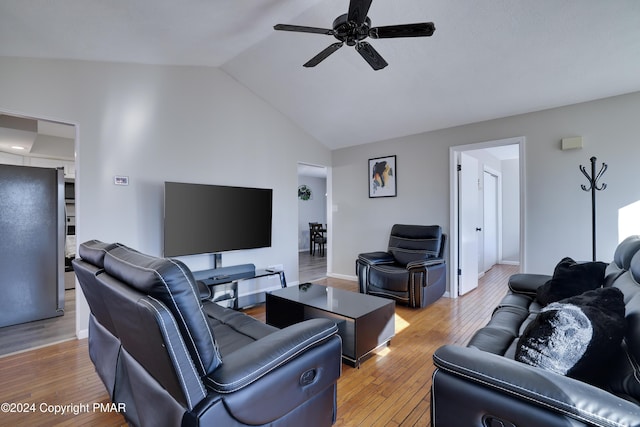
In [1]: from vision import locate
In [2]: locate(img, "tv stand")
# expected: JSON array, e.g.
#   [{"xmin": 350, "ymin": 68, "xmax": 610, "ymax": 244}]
[{"xmin": 193, "ymin": 264, "xmax": 286, "ymax": 309}]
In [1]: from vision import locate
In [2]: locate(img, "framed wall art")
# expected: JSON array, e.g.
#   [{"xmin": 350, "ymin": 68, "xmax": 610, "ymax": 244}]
[
  {"xmin": 298, "ymin": 184, "xmax": 312, "ymax": 200},
  {"xmin": 369, "ymin": 155, "xmax": 396, "ymax": 198}
]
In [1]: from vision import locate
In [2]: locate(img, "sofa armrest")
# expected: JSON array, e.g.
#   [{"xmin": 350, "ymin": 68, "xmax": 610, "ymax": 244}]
[
  {"xmin": 196, "ymin": 280, "xmax": 212, "ymax": 300},
  {"xmin": 201, "ymin": 318, "xmax": 341, "ymax": 425},
  {"xmin": 432, "ymin": 345, "xmax": 640, "ymax": 427},
  {"xmin": 407, "ymin": 257, "xmax": 445, "ymax": 270},
  {"xmin": 357, "ymin": 251, "xmax": 395, "ymax": 266},
  {"xmin": 206, "ymin": 318, "xmax": 338, "ymax": 393},
  {"xmin": 508, "ymin": 273, "xmax": 551, "ymax": 296}
]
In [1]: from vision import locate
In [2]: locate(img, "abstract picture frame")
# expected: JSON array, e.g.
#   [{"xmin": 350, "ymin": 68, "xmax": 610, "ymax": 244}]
[{"xmin": 369, "ymin": 155, "xmax": 397, "ymax": 198}]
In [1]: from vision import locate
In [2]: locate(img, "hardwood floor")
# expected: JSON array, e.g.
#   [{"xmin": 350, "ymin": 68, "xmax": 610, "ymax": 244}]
[
  {"xmin": 0, "ymin": 264, "xmax": 517, "ymax": 426},
  {"xmin": 299, "ymin": 251, "xmax": 327, "ymax": 283}
]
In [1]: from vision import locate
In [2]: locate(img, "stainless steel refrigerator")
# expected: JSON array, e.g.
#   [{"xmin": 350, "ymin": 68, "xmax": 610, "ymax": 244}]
[{"xmin": 0, "ymin": 164, "xmax": 65, "ymax": 328}]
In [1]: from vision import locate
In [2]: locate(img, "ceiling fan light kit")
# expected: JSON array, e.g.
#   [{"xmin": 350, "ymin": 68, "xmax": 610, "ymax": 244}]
[{"xmin": 274, "ymin": 0, "xmax": 435, "ymax": 70}]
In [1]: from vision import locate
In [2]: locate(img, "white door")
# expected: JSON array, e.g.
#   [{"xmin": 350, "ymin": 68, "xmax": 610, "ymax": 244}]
[
  {"xmin": 459, "ymin": 153, "xmax": 480, "ymax": 295},
  {"xmin": 483, "ymin": 171, "xmax": 498, "ymax": 272}
]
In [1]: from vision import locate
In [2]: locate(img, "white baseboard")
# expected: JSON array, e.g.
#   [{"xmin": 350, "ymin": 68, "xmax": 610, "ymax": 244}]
[
  {"xmin": 77, "ymin": 328, "xmax": 88, "ymax": 339},
  {"xmin": 327, "ymin": 272, "xmax": 357, "ymax": 282},
  {"xmin": 500, "ymin": 260, "xmax": 520, "ymax": 266}
]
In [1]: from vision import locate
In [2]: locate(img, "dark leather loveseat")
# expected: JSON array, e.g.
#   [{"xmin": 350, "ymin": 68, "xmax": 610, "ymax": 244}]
[
  {"xmin": 73, "ymin": 240, "xmax": 342, "ymax": 427},
  {"xmin": 431, "ymin": 236, "xmax": 640, "ymax": 427}
]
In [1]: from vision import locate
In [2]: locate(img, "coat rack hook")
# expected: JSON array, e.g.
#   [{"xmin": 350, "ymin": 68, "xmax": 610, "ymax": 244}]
[{"xmin": 579, "ymin": 156, "xmax": 607, "ymax": 261}]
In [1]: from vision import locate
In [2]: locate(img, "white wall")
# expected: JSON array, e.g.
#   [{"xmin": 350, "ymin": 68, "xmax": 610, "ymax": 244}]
[
  {"xmin": 0, "ymin": 151, "xmax": 24, "ymax": 165},
  {"xmin": 297, "ymin": 175, "xmax": 327, "ymax": 251},
  {"xmin": 332, "ymin": 91, "xmax": 640, "ymax": 287},
  {"xmin": 331, "ymin": 137, "xmax": 452, "ymax": 279},
  {"xmin": 502, "ymin": 158, "xmax": 520, "ymax": 262},
  {"xmin": 0, "ymin": 57, "xmax": 331, "ymax": 336}
]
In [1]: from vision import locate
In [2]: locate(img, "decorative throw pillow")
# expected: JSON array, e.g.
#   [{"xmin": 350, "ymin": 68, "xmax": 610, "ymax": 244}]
[
  {"xmin": 515, "ymin": 287, "xmax": 625, "ymax": 384},
  {"xmin": 536, "ymin": 257, "xmax": 608, "ymax": 306}
]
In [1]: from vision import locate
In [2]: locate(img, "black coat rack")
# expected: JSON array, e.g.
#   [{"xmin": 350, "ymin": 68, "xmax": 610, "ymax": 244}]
[{"xmin": 579, "ymin": 156, "xmax": 607, "ymax": 261}]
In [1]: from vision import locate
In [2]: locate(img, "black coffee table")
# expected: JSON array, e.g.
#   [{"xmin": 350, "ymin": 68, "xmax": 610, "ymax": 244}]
[{"xmin": 266, "ymin": 284, "xmax": 395, "ymax": 367}]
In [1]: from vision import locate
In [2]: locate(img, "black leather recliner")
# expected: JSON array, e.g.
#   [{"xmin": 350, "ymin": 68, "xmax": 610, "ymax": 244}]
[
  {"xmin": 73, "ymin": 240, "xmax": 342, "ymax": 427},
  {"xmin": 356, "ymin": 224, "xmax": 446, "ymax": 308}
]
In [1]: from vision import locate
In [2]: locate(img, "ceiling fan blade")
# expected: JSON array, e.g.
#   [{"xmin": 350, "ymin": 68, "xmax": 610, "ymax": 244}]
[
  {"xmin": 355, "ymin": 42, "xmax": 388, "ymax": 70},
  {"xmin": 347, "ymin": 0, "xmax": 373, "ymax": 25},
  {"xmin": 303, "ymin": 42, "xmax": 344, "ymax": 67},
  {"xmin": 369, "ymin": 22, "xmax": 436, "ymax": 39},
  {"xmin": 274, "ymin": 24, "xmax": 334, "ymax": 35}
]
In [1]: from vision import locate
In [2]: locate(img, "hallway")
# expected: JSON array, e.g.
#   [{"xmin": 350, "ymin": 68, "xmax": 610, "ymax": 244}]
[{"xmin": 299, "ymin": 251, "xmax": 327, "ymax": 283}]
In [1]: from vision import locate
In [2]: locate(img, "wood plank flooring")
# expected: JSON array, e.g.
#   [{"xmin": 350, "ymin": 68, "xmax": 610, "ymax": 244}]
[
  {"xmin": 299, "ymin": 251, "xmax": 327, "ymax": 283},
  {"xmin": 0, "ymin": 264, "xmax": 517, "ymax": 426}
]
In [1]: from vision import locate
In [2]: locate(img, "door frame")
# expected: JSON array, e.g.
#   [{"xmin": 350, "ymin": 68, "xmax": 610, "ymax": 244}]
[
  {"xmin": 0, "ymin": 109, "xmax": 79, "ymax": 339},
  {"xmin": 449, "ymin": 137, "xmax": 526, "ymax": 298},
  {"xmin": 297, "ymin": 162, "xmax": 331, "ymax": 281}
]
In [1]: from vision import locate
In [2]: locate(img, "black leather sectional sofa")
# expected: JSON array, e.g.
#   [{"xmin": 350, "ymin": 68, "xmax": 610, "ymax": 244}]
[
  {"xmin": 431, "ymin": 236, "xmax": 640, "ymax": 427},
  {"xmin": 73, "ymin": 240, "xmax": 342, "ymax": 427}
]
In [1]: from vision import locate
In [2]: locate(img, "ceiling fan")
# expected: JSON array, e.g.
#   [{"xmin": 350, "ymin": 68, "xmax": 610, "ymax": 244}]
[{"xmin": 274, "ymin": 0, "xmax": 435, "ymax": 70}]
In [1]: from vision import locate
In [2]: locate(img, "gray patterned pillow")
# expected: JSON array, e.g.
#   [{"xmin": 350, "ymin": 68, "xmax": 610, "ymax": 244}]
[{"xmin": 516, "ymin": 287, "xmax": 625, "ymax": 384}]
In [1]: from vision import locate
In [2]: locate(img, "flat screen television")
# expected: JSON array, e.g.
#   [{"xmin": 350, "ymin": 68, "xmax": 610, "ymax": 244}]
[{"xmin": 164, "ymin": 181, "xmax": 273, "ymax": 257}]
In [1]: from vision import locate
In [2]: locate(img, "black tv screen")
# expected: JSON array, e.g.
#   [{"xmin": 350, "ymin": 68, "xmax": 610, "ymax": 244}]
[{"xmin": 164, "ymin": 181, "xmax": 273, "ymax": 257}]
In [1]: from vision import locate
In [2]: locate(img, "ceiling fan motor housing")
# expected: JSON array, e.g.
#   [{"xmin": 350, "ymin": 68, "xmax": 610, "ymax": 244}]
[{"xmin": 333, "ymin": 14, "xmax": 371, "ymax": 46}]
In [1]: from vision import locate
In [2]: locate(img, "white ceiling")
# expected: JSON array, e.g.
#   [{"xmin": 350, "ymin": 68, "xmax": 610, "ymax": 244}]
[
  {"xmin": 298, "ymin": 163, "xmax": 328, "ymax": 178},
  {"xmin": 1, "ymin": 1, "xmax": 639, "ymax": 150},
  {"xmin": 485, "ymin": 144, "xmax": 520, "ymax": 161},
  {"xmin": 0, "ymin": 115, "xmax": 75, "ymax": 159}
]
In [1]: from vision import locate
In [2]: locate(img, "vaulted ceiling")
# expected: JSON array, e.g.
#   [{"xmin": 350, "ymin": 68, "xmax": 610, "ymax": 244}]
[{"xmin": 1, "ymin": 0, "xmax": 639, "ymax": 150}]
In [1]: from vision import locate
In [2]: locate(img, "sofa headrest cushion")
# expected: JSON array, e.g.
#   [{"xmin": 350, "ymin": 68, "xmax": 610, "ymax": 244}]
[
  {"xmin": 388, "ymin": 224, "xmax": 443, "ymax": 266},
  {"xmin": 103, "ymin": 245, "xmax": 222, "ymax": 375},
  {"xmin": 536, "ymin": 257, "xmax": 607, "ymax": 306},
  {"xmin": 78, "ymin": 240, "xmax": 120, "ymax": 268},
  {"xmin": 613, "ymin": 236, "xmax": 640, "ymax": 271},
  {"xmin": 631, "ymin": 251, "xmax": 640, "ymax": 285}
]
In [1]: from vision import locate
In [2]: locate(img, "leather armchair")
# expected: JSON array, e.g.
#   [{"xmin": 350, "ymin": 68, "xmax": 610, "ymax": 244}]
[{"xmin": 356, "ymin": 224, "xmax": 446, "ymax": 308}]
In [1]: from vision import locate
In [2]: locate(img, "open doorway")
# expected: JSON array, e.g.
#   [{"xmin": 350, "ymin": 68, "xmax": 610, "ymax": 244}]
[
  {"xmin": 449, "ymin": 137, "xmax": 524, "ymax": 297},
  {"xmin": 0, "ymin": 112, "xmax": 77, "ymax": 356},
  {"xmin": 297, "ymin": 162, "xmax": 328, "ymax": 283}
]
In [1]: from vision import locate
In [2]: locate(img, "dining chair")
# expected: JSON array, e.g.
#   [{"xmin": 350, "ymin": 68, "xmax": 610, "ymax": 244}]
[{"xmin": 309, "ymin": 223, "xmax": 327, "ymax": 256}]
